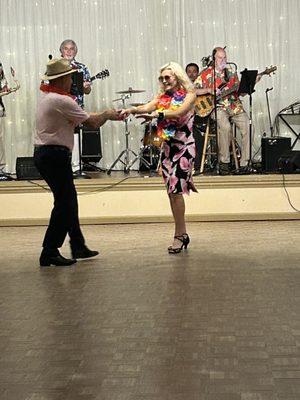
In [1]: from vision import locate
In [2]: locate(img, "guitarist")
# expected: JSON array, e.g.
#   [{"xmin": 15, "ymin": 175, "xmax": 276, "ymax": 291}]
[
  {"xmin": 0, "ymin": 62, "xmax": 20, "ymax": 175},
  {"xmin": 186, "ymin": 62, "xmax": 214, "ymax": 175},
  {"xmin": 194, "ymin": 47, "xmax": 260, "ymax": 174},
  {"xmin": 60, "ymin": 39, "xmax": 92, "ymax": 172},
  {"xmin": 0, "ymin": 62, "xmax": 10, "ymax": 172},
  {"xmin": 60, "ymin": 39, "xmax": 92, "ymax": 108}
]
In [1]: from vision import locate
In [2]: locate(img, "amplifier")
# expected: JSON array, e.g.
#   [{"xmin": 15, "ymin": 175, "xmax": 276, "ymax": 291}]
[
  {"xmin": 16, "ymin": 157, "xmax": 42, "ymax": 180},
  {"xmin": 278, "ymin": 150, "xmax": 300, "ymax": 173},
  {"xmin": 81, "ymin": 127, "xmax": 102, "ymax": 163},
  {"xmin": 261, "ymin": 137, "xmax": 291, "ymax": 172}
]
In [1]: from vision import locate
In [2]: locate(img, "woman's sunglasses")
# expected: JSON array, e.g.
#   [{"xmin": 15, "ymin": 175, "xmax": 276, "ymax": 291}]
[{"xmin": 158, "ymin": 75, "xmax": 172, "ymax": 83}]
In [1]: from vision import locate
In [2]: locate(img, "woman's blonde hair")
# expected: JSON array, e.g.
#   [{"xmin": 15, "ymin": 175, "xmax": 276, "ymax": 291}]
[{"xmin": 159, "ymin": 61, "xmax": 194, "ymax": 92}]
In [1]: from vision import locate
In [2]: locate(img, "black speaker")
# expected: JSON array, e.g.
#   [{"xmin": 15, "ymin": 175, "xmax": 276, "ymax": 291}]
[
  {"xmin": 16, "ymin": 157, "xmax": 42, "ymax": 180},
  {"xmin": 261, "ymin": 137, "xmax": 291, "ymax": 172},
  {"xmin": 278, "ymin": 150, "xmax": 300, "ymax": 173},
  {"xmin": 82, "ymin": 127, "xmax": 102, "ymax": 163}
]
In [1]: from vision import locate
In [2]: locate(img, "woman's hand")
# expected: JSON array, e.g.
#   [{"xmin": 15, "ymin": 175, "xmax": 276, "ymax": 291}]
[
  {"xmin": 136, "ymin": 113, "xmax": 157, "ymax": 124},
  {"xmin": 119, "ymin": 107, "xmax": 136, "ymax": 119}
]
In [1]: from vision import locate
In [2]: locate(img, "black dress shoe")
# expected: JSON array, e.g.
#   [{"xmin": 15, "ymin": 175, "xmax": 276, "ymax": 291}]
[
  {"xmin": 40, "ymin": 254, "xmax": 76, "ymax": 267},
  {"xmin": 238, "ymin": 165, "xmax": 251, "ymax": 174},
  {"xmin": 219, "ymin": 162, "xmax": 230, "ymax": 176},
  {"xmin": 71, "ymin": 246, "xmax": 99, "ymax": 260}
]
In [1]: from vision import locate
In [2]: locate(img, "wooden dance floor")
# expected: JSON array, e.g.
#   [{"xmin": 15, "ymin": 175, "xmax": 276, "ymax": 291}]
[{"xmin": 0, "ymin": 220, "xmax": 299, "ymax": 399}]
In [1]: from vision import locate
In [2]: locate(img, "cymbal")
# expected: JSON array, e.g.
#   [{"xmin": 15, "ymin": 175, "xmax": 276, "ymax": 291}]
[
  {"xmin": 130, "ymin": 102, "xmax": 145, "ymax": 107},
  {"xmin": 116, "ymin": 88, "xmax": 145, "ymax": 94}
]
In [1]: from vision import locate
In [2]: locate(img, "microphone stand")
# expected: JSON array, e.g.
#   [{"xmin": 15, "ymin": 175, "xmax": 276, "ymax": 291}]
[
  {"xmin": 265, "ymin": 87, "xmax": 274, "ymax": 137},
  {"xmin": 212, "ymin": 58, "xmax": 220, "ymax": 173}
]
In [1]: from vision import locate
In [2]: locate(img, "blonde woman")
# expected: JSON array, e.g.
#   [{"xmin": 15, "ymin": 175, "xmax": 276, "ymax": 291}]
[{"xmin": 121, "ymin": 62, "xmax": 197, "ymax": 253}]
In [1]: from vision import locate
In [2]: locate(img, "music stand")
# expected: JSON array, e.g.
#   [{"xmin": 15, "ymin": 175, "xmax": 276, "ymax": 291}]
[{"xmin": 238, "ymin": 69, "xmax": 258, "ymax": 167}]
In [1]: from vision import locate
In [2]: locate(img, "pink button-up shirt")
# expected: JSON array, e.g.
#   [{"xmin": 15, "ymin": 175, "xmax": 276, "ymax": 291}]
[{"xmin": 35, "ymin": 92, "xmax": 89, "ymax": 151}]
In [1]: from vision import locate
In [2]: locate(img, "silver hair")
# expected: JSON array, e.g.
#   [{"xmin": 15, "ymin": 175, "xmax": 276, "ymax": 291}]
[{"xmin": 59, "ymin": 39, "xmax": 78, "ymax": 56}]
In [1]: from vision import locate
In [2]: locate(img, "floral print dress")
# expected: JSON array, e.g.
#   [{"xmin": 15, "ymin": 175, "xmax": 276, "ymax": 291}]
[{"xmin": 156, "ymin": 89, "xmax": 197, "ymax": 195}]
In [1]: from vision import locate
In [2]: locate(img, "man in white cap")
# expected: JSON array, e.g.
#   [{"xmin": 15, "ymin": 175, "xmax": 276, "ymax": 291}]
[{"xmin": 34, "ymin": 58, "xmax": 120, "ymax": 267}]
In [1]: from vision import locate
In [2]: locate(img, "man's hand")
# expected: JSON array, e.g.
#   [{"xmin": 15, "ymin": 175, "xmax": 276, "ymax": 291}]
[
  {"xmin": 105, "ymin": 108, "xmax": 123, "ymax": 121},
  {"xmin": 83, "ymin": 81, "xmax": 91, "ymax": 95}
]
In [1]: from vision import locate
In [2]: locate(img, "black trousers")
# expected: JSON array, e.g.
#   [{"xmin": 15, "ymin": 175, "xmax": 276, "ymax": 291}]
[{"xmin": 34, "ymin": 145, "xmax": 85, "ymax": 252}]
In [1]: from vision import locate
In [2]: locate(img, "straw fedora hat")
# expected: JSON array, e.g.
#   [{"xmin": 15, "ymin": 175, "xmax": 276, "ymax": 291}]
[{"xmin": 42, "ymin": 58, "xmax": 75, "ymax": 80}]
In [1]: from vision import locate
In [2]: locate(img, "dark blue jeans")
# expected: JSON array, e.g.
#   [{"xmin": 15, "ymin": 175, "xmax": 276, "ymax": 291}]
[{"xmin": 34, "ymin": 145, "xmax": 85, "ymax": 253}]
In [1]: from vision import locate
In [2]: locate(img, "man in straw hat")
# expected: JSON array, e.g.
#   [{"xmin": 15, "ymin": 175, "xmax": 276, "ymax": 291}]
[{"xmin": 34, "ymin": 58, "xmax": 121, "ymax": 267}]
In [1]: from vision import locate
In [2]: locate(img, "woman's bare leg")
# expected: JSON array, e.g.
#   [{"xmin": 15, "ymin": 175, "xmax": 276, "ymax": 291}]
[{"xmin": 168, "ymin": 193, "xmax": 187, "ymax": 247}]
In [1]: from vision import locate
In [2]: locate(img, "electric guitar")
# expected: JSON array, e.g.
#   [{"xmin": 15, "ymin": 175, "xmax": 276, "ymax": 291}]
[
  {"xmin": 194, "ymin": 65, "xmax": 277, "ymax": 118},
  {"xmin": 0, "ymin": 67, "xmax": 20, "ymax": 98},
  {"xmin": 90, "ymin": 69, "xmax": 110, "ymax": 82}
]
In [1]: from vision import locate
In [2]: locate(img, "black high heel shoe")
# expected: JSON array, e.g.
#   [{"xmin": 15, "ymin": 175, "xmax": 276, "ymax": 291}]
[{"xmin": 168, "ymin": 234, "xmax": 190, "ymax": 254}]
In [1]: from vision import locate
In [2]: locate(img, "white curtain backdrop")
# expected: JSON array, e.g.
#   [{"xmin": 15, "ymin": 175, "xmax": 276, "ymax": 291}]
[{"xmin": 0, "ymin": 0, "xmax": 299, "ymax": 172}]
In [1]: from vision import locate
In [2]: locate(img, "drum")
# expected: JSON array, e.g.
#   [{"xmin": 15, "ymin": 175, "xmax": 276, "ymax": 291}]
[{"xmin": 143, "ymin": 124, "xmax": 163, "ymax": 148}]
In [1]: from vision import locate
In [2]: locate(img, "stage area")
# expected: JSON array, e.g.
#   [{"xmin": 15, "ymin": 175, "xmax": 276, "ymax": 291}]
[{"xmin": 0, "ymin": 172, "xmax": 300, "ymax": 226}]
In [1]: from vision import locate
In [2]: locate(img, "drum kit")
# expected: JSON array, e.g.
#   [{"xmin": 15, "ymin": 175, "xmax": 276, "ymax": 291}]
[{"xmin": 106, "ymin": 87, "xmax": 161, "ymax": 174}]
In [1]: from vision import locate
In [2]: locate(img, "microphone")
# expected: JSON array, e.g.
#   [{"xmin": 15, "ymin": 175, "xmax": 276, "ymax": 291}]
[
  {"xmin": 48, "ymin": 54, "xmax": 53, "ymax": 60},
  {"xmin": 266, "ymin": 87, "xmax": 273, "ymax": 92},
  {"xmin": 201, "ymin": 55, "xmax": 212, "ymax": 67},
  {"xmin": 227, "ymin": 61, "xmax": 237, "ymax": 69}
]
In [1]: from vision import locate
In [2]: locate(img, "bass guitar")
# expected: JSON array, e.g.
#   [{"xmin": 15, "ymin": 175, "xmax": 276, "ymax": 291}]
[{"xmin": 194, "ymin": 65, "xmax": 277, "ymax": 118}]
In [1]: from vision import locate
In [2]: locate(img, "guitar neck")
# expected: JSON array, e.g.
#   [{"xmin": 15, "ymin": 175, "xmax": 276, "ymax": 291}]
[
  {"xmin": 0, "ymin": 86, "xmax": 19, "ymax": 98},
  {"xmin": 90, "ymin": 69, "xmax": 110, "ymax": 82}
]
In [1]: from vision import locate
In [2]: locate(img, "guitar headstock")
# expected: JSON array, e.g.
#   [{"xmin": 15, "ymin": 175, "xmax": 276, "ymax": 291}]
[
  {"xmin": 95, "ymin": 69, "xmax": 110, "ymax": 80},
  {"xmin": 262, "ymin": 65, "xmax": 277, "ymax": 76}
]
